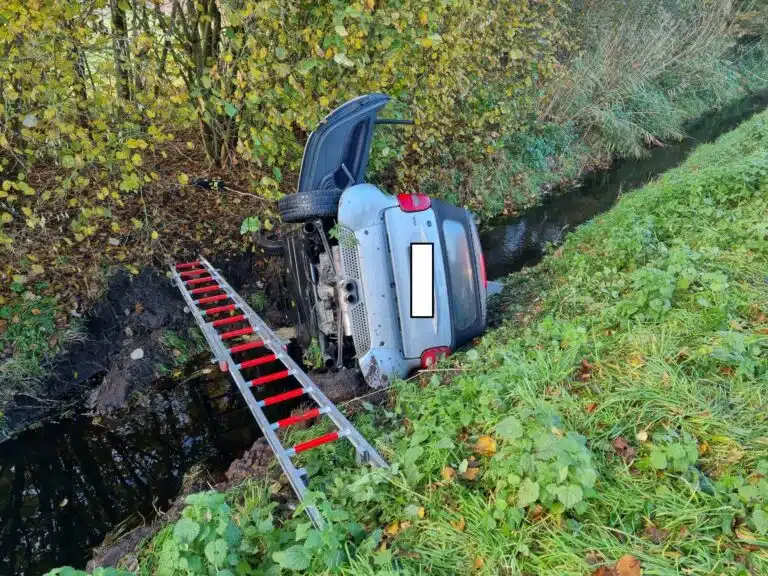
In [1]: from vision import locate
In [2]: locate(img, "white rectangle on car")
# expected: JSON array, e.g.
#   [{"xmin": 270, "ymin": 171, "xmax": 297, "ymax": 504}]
[{"xmin": 411, "ymin": 243, "xmax": 434, "ymax": 318}]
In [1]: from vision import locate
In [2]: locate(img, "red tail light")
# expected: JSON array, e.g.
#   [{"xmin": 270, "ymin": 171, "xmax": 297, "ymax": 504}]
[
  {"xmin": 397, "ymin": 193, "xmax": 431, "ymax": 212},
  {"xmin": 479, "ymin": 251, "xmax": 487, "ymax": 289},
  {"xmin": 420, "ymin": 346, "xmax": 451, "ymax": 368}
]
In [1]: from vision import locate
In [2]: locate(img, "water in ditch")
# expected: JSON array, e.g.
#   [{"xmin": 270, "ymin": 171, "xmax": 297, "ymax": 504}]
[{"xmin": 481, "ymin": 89, "xmax": 768, "ymax": 279}]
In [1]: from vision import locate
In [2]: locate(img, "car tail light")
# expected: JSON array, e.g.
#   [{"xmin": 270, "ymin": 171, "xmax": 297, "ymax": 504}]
[
  {"xmin": 479, "ymin": 251, "xmax": 488, "ymax": 289},
  {"xmin": 397, "ymin": 193, "xmax": 431, "ymax": 212},
  {"xmin": 421, "ymin": 346, "xmax": 451, "ymax": 368}
]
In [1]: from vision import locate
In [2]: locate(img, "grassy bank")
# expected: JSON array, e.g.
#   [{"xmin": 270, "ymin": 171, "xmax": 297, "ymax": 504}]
[{"xmin": 64, "ymin": 79, "xmax": 768, "ymax": 576}]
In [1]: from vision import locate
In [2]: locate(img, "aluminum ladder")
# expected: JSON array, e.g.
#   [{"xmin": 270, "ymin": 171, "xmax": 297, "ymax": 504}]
[{"xmin": 171, "ymin": 256, "xmax": 387, "ymax": 527}]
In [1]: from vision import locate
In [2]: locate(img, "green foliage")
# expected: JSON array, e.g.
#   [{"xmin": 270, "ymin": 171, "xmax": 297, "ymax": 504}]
[
  {"xmin": 45, "ymin": 567, "xmax": 133, "ymax": 576},
  {"xmin": 239, "ymin": 217, "xmax": 261, "ymax": 235}
]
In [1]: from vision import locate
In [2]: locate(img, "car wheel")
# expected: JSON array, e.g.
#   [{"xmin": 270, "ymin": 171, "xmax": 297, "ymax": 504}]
[
  {"xmin": 252, "ymin": 229, "xmax": 284, "ymax": 256},
  {"xmin": 278, "ymin": 189, "xmax": 343, "ymax": 223}
]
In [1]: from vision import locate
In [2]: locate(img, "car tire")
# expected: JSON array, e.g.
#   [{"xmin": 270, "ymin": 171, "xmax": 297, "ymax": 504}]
[
  {"xmin": 278, "ymin": 189, "xmax": 343, "ymax": 223},
  {"xmin": 252, "ymin": 230, "xmax": 284, "ymax": 256}
]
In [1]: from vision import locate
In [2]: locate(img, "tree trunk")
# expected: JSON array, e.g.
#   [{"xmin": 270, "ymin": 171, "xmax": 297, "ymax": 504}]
[{"xmin": 110, "ymin": 0, "xmax": 132, "ymax": 101}]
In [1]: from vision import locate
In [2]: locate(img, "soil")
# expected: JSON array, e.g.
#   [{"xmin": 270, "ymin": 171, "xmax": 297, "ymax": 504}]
[{"xmin": 2, "ymin": 250, "xmax": 290, "ymax": 438}]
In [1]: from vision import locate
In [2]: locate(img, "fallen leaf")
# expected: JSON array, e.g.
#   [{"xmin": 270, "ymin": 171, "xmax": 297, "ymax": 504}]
[
  {"xmin": 586, "ymin": 402, "xmax": 598, "ymax": 414},
  {"xmin": 451, "ymin": 516, "xmax": 466, "ymax": 531},
  {"xmin": 473, "ymin": 557, "xmax": 485, "ymax": 569},
  {"xmin": 385, "ymin": 521, "xmax": 400, "ymax": 536},
  {"xmin": 698, "ymin": 442, "xmax": 710, "ymax": 455},
  {"xmin": 59, "ymin": 498, "xmax": 68, "ymax": 507},
  {"xmin": 644, "ymin": 524, "xmax": 670, "ymax": 544},
  {"xmin": 461, "ymin": 466, "xmax": 480, "ymax": 481},
  {"xmin": 585, "ymin": 551, "xmax": 604, "ymax": 565},
  {"xmin": 474, "ymin": 435, "xmax": 497, "ymax": 456},
  {"xmin": 615, "ymin": 554, "xmax": 641, "ymax": 576},
  {"xmin": 400, "ymin": 521, "xmax": 412, "ymax": 531},
  {"xmin": 130, "ymin": 348, "xmax": 144, "ymax": 360},
  {"xmin": 441, "ymin": 466, "xmax": 456, "ymax": 482},
  {"xmin": 417, "ymin": 506, "xmax": 425, "ymax": 519},
  {"xmin": 612, "ymin": 437, "xmax": 637, "ymax": 463},
  {"xmin": 636, "ymin": 430, "xmax": 648, "ymax": 442}
]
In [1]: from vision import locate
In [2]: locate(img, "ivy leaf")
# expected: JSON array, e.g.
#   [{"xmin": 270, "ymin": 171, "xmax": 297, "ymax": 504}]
[
  {"xmin": 516, "ymin": 478, "xmax": 540, "ymax": 508},
  {"xmin": 173, "ymin": 517, "xmax": 200, "ymax": 544},
  {"xmin": 650, "ymin": 447, "xmax": 667, "ymax": 470},
  {"xmin": 204, "ymin": 539, "xmax": 228, "ymax": 566},
  {"xmin": 240, "ymin": 216, "xmax": 261, "ymax": 235},
  {"xmin": 496, "ymin": 416, "xmax": 523, "ymax": 441},
  {"xmin": 556, "ymin": 484, "xmax": 583, "ymax": 509},
  {"xmin": 224, "ymin": 102, "xmax": 238, "ymax": 118},
  {"xmin": 273, "ymin": 545, "xmax": 311, "ymax": 570}
]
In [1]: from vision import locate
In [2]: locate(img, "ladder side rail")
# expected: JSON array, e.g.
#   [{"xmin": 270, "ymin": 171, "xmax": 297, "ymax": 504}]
[
  {"xmin": 198, "ymin": 258, "xmax": 388, "ymax": 469},
  {"xmin": 170, "ymin": 264, "xmax": 325, "ymax": 528}
]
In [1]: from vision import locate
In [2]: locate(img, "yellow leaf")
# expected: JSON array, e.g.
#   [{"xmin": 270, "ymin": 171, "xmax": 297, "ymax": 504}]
[
  {"xmin": 450, "ymin": 516, "xmax": 466, "ymax": 532},
  {"xmin": 126, "ymin": 265, "xmax": 140, "ymax": 275},
  {"xmin": 111, "ymin": 222, "xmax": 121, "ymax": 232},
  {"xmin": 178, "ymin": 173, "xmax": 189, "ymax": 185},
  {"xmin": 474, "ymin": 435, "xmax": 497, "ymax": 456},
  {"xmin": 31, "ymin": 264, "xmax": 44, "ymax": 275},
  {"xmin": 151, "ymin": 230, "xmax": 159, "ymax": 240},
  {"xmin": 385, "ymin": 521, "xmax": 400, "ymax": 536},
  {"xmin": 131, "ymin": 153, "xmax": 143, "ymax": 166},
  {"xmin": 1, "ymin": 212, "xmax": 12, "ymax": 224},
  {"xmin": 441, "ymin": 466, "xmax": 456, "ymax": 482},
  {"xmin": 21, "ymin": 206, "xmax": 32, "ymax": 217},
  {"xmin": 417, "ymin": 506, "xmax": 425, "ymax": 519},
  {"xmin": 131, "ymin": 218, "xmax": 144, "ymax": 230}
]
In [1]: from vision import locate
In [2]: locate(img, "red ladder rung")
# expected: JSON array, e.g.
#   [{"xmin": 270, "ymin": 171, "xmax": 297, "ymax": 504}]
[
  {"xmin": 273, "ymin": 408, "xmax": 321, "ymax": 430},
  {"xmin": 180, "ymin": 269, "xmax": 206, "ymax": 278},
  {"xmin": 260, "ymin": 388, "xmax": 306, "ymax": 407},
  {"xmin": 196, "ymin": 294, "xmax": 229, "ymax": 305},
  {"xmin": 186, "ymin": 276, "xmax": 215, "ymax": 286},
  {"xmin": 203, "ymin": 304, "xmax": 236, "ymax": 316},
  {"xmin": 211, "ymin": 314, "xmax": 245, "ymax": 327},
  {"xmin": 175, "ymin": 261, "xmax": 201, "ymax": 270},
  {"xmin": 219, "ymin": 326, "xmax": 255, "ymax": 340},
  {"xmin": 239, "ymin": 354, "xmax": 277, "ymax": 370},
  {"xmin": 250, "ymin": 369, "xmax": 291, "ymax": 387},
  {"xmin": 291, "ymin": 431, "xmax": 340, "ymax": 455},
  {"xmin": 228, "ymin": 339, "xmax": 265, "ymax": 353},
  {"xmin": 189, "ymin": 284, "xmax": 221, "ymax": 295}
]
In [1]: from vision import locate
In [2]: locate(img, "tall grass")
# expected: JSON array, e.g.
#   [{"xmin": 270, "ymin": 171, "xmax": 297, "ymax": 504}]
[{"xmin": 543, "ymin": 0, "xmax": 768, "ymax": 157}]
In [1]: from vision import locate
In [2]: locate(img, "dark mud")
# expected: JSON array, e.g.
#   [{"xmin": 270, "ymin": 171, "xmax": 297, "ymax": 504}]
[
  {"xmin": 2, "ymin": 251, "xmax": 291, "ymax": 438},
  {"xmin": 481, "ymin": 89, "xmax": 768, "ymax": 279}
]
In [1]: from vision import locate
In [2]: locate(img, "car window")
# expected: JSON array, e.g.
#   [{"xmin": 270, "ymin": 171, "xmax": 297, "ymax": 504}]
[{"xmin": 442, "ymin": 219, "xmax": 477, "ymax": 331}]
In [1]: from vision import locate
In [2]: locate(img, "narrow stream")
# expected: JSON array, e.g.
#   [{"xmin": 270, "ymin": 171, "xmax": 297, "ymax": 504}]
[
  {"xmin": 1, "ymin": 89, "xmax": 767, "ymax": 576},
  {"xmin": 0, "ymin": 366, "xmax": 261, "ymax": 575},
  {"xmin": 481, "ymin": 89, "xmax": 768, "ymax": 279}
]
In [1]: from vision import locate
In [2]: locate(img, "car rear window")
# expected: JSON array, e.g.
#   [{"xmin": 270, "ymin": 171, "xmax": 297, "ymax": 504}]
[{"xmin": 442, "ymin": 219, "xmax": 477, "ymax": 331}]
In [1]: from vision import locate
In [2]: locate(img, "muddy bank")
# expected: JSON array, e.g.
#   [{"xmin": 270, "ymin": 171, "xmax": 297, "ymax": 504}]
[{"xmin": 1, "ymin": 251, "xmax": 291, "ymax": 439}]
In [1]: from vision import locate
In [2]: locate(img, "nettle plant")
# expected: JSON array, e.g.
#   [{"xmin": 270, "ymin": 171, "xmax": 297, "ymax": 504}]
[
  {"xmin": 485, "ymin": 408, "xmax": 599, "ymax": 517},
  {"xmin": 716, "ymin": 460, "xmax": 768, "ymax": 536},
  {"xmin": 641, "ymin": 430, "xmax": 699, "ymax": 474}
]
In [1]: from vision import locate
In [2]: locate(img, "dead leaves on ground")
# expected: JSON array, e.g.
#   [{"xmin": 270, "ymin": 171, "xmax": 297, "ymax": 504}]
[{"xmin": 593, "ymin": 554, "xmax": 642, "ymax": 576}]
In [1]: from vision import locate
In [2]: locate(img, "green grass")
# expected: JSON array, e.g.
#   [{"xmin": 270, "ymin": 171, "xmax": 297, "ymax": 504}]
[
  {"xmin": 0, "ymin": 293, "xmax": 83, "ymax": 414},
  {"xmin": 70, "ymin": 84, "xmax": 768, "ymax": 576}
]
